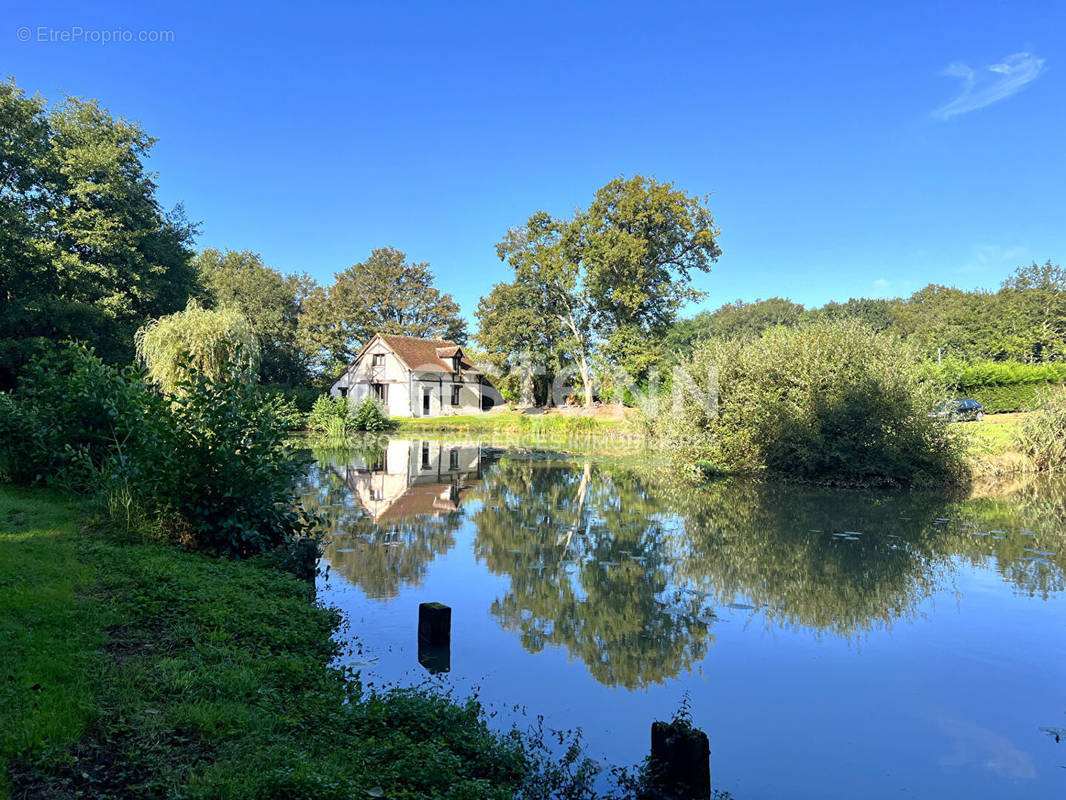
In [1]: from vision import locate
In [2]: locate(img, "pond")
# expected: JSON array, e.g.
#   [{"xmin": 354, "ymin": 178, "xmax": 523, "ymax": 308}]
[{"xmin": 298, "ymin": 438, "xmax": 1066, "ymax": 799}]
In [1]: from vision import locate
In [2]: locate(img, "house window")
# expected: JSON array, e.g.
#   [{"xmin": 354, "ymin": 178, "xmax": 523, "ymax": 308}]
[
  {"xmin": 372, "ymin": 353, "xmax": 385, "ymax": 367},
  {"xmin": 370, "ymin": 488, "xmax": 384, "ymax": 501},
  {"xmin": 449, "ymin": 449, "xmax": 459, "ymax": 471},
  {"xmin": 338, "ymin": 387, "xmax": 348, "ymax": 398},
  {"xmin": 451, "ymin": 385, "xmax": 461, "ymax": 406},
  {"xmin": 372, "ymin": 383, "xmax": 386, "ymax": 402},
  {"xmin": 421, "ymin": 442, "xmax": 431, "ymax": 469},
  {"xmin": 453, "ymin": 356, "xmax": 461, "ymax": 373}
]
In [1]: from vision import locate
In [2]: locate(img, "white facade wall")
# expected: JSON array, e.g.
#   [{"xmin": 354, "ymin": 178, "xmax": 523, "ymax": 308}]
[
  {"xmin": 329, "ymin": 338, "xmax": 485, "ymax": 418},
  {"xmin": 411, "ymin": 374, "xmax": 482, "ymax": 417}
]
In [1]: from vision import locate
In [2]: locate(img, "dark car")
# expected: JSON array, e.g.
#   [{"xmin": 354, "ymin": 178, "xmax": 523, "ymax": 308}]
[{"xmin": 932, "ymin": 398, "xmax": 984, "ymax": 422}]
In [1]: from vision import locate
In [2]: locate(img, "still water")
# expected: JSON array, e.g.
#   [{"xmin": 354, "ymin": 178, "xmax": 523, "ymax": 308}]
[{"xmin": 299, "ymin": 438, "xmax": 1066, "ymax": 799}]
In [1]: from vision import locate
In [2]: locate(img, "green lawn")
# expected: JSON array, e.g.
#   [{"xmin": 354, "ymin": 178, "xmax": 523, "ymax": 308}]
[
  {"xmin": 395, "ymin": 409, "xmax": 629, "ymax": 433},
  {"xmin": 0, "ymin": 486, "xmax": 534, "ymax": 799}
]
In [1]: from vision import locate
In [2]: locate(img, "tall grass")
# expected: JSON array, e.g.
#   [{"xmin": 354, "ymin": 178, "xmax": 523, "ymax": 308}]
[{"xmin": 1017, "ymin": 386, "xmax": 1066, "ymax": 471}]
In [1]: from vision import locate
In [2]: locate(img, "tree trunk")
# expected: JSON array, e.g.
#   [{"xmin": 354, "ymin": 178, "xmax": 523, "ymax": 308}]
[
  {"xmin": 520, "ymin": 367, "xmax": 534, "ymax": 407},
  {"xmin": 579, "ymin": 355, "xmax": 593, "ymax": 407}
]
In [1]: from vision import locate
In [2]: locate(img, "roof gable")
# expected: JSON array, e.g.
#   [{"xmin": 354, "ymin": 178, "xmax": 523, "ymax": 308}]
[{"xmin": 354, "ymin": 333, "xmax": 479, "ymax": 374}]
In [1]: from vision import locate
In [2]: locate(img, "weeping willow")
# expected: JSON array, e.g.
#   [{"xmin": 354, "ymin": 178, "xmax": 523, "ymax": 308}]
[{"xmin": 136, "ymin": 300, "xmax": 260, "ymax": 394}]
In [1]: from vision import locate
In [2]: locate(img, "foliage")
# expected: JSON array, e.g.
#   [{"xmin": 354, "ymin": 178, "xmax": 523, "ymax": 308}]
[
  {"xmin": 135, "ymin": 301, "xmax": 260, "ymax": 394},
  {"xmin": 662, "ymin": 261, "xmax": 1066, "ymax": 369},
  {"xmin": 0, "ymin": 344, "xmax": 316, "ymax": 559},
  {"xmin": 299, "ymin": 247, "xmax": 466, "ymax": 373},
  {"xmin": 495, "ymin": 175, "xmax": 721, "ymax": 404},
  {"xmin": 195, "ymin": 248, "xmax": 313, "ymax": 384},
  {"xmin": 963, "ymin": 383, "xmax": 1043, "ymax": 414},
  {"xmin": 476, "ymin": 280, "xmax": 567, "ymax": 406},
  {"xmin": 0, "ymin": 344, "xmax": 157, "ymax": 490},
  {"xmin": 938, "ymin": 360, "xmax": 1066, "ymax": 412},
  {"xmin": 351, "ymin": 397, "xmax": 397, "ymax": 432},
  {"xmin": 262, "ymin": 390, "xmax": 306, "ymax": 431},
  {"xmin": 1017, "ymin": 386, "xmax": 1066, "ymax": 472},
  {"xmin": 0, "ymin": 79, "xmax": 196, "ymax": 389},
  {"xmin": 663, "ymin": 297, "xmax": 804, "ymax": 359},
  {"xmin": 943, "ymin": 360, "xmax": 1066, "ymax": 387},
  {"xmin": 655, "ymin": 319, "xmax": 967, "ymax": 486},
  {"xmin": 307, "ymin": 394, "xmax": 351, "ymax": 433}
]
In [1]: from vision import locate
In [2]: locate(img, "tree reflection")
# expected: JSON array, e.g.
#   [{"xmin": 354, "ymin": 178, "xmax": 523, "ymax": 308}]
[
  {"xmin": 301, "ymin": 441, "xmax": 1066, "ymax": 687},
  {"xmin": 470, "ymin": 458, "xmax": 712, "ymax": 689},
  {"xmin": 470, "ymin": 458, "xmax": 1066, "ymax": 686}
]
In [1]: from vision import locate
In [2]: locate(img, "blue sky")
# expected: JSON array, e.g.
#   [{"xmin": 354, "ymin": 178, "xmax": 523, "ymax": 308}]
[{"xmin": 6, "ymin": 0, "xmax": 1065, "ymax": 323}]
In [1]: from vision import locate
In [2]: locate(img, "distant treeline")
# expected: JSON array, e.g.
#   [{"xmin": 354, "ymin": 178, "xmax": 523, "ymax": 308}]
[{"xmin": 664, "ymin": 260, "xmax": 1066, "ymax": 367}]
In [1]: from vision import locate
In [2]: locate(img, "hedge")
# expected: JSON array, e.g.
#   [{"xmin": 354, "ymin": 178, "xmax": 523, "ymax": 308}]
[{"xmin": 941, "ymin": 361, "xmax": 1066, "ymax": 413}]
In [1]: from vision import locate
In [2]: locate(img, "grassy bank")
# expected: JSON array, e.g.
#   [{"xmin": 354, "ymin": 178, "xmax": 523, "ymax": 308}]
[
  {"xmin": 957, "ymin": 412, "xmax": 1031, "ymax": 475},
  {"xmin": 0, "ymin": 486, "xmax": 540, "ymax": 799},
  {"xmin": 395, "ymin": 410, "xmax": 630, "ymax": 434}
]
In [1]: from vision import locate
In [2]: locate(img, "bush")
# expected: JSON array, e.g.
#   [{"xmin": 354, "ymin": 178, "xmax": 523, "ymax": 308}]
[
  {"xmin": 263, "ymin": 390, "xmax": 305, "ymax": 431},
  {"xmin": 0, "ymin": 344, "xmax": 319, "ymax": 559},
  {"xmin": 306, "ymin": 394, "xmax": 351, "ymax": 433},
  {"xmin": 351, "ymin": 397, "xmax": 396, "ymax": 432},
  {"xmin": 965, "ymin": 383, "xmax": 1045, "ymax": 414},
  {"xmin": 0, "ymin": 344, "xmax": 157, "ymax": 489},
  {"xmin": 655, "ymin": 320, "xmax": 967, "ymax": 486},
  {"xmin": 941, "ymin": 360, "xmax": 1066, "ymax": 413},
  {"xmin": 1017, "ymin": 386, "xmax": 1066, "ymax": 471},
  {"xmin": 126, "ymin": 366, "xmax": 319, "ymax": 557}
]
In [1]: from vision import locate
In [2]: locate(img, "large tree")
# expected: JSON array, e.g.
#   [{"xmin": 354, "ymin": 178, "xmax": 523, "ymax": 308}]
[
  {"xmin": 475, "ymin": 280, "xmax": 566, "ymax": 406},
  {"xmin": 494, "ymin": 176, "xmax": 721, "ymax": 405},
  {"xmin": 998, "ymin": 261, "xmax": 1066, "ymax": 362},
  {"xmin": 136, "ymin": 301, "xmax": 259, "ymax": 394},
  {"xmin": 0, "ymin": 79, "xmax": 196, "ymax": 387},
  {"xmin": 194, "ymin": 248, "xmax": 310, "ymax": 384},
  {"xmin": 302, "ymin": 247, "xmax": 466, "ymax": 373}
]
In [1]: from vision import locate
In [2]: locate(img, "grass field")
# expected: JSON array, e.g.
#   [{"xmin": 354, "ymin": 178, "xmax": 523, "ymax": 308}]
[
  {"xmin": 395, "ymin": 409, "xmax": 631, "ymax": 433},
  {"xmin": 0, "ymin": 486, "xmax": 542, "ymax": 799},
  {"xmin": 954, "ymin": 412, "xmax": 1031, "ymax": 474}
]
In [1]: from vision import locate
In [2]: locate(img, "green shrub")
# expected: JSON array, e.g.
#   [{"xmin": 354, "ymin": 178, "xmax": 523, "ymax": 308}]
[
  {"xmin": 263, "ymin": 383, "xmax": 321, "ymax": 414},
  {"xmin": 263, "ymin": 391, "xmax": 305, "ymax": 431},
  {"xmin": 306, "ymin": 394, "xmax": 351, "ymax": 433},
  {"xmin": 351, "ymin": 397, "xmax": 396, "ymax": 432},
  {"xmin": 1017, "ymin": 386, "xmax": 1066, "ymax": 471},
  {"xmin": 126, "ymin": 366, "xmax": 319, "ymax": 557},
  {"xmin": 965, "ymin": 383, "xmax": 1045, "ymax": 414},
  {"xmin": 0, "ymin": 344, "xmax": 157, "ymax": 489},
  {"xmin": 0, "ymin": 344, "xmax": 319, "ymax": 560},
  {"xmin": 655, "ymin": 320, "xmax": 966, "ymax": 486},
  {"xmin": 940, "ymin": 360, "xmax": 1066, "ymax": 412}
]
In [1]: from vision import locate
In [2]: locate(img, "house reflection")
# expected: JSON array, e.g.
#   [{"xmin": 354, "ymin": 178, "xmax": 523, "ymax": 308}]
[
  {"xmin": 329, "ymin": 439, "xmax": 483, "ymax": 522},
  {"xmin": 307, "ymin": 440, "xmax": 487, "ymax": 599}
]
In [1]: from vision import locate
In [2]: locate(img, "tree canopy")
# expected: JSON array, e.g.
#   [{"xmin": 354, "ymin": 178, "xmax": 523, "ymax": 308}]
[
  {"xmin": 493, "ymin": 175, "xmax": 721, "ymax": 404},
  {"xmin": 136, "ymin": 301, "xmax": 260, "ymax": 394},
  {"xmin": 194, "ymin": 248, "xmax": 311, "ymax": 384},
  {"xmin": 298, "ymin": 247, "xmax": 466, "ymax": 376},
  {"xmin": 0, "ymin": 79, "xmax": 196, "ymax": 388}
]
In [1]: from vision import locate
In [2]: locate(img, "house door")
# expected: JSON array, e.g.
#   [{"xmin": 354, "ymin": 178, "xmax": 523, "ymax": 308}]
[{"xmin": 423, "ymin": 389, "xmax": 431, "ymax": 416}]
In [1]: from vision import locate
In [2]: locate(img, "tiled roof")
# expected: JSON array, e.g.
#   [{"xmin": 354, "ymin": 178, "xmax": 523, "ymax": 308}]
[{"xmin": 374, "ymin": 334, "xmax": 480, "ymax": 374}]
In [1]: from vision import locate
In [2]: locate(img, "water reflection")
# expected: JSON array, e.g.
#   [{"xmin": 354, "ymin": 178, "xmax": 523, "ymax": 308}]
[
  {"xmin": 302, "ymin": 440, "xmax": 484, "ymax": 598},
  {"xmin": 300, "ymin": 440, "xmax": 1066, "ymax": 687}
]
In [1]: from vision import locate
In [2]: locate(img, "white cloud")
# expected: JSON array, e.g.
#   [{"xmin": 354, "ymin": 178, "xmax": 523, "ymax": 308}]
[
  {"xmin": 933, "ymin": 52, "xmax": 1045, "ymax": 120},
  {"xmin": 873, "ymin": 278, "xmax": 889, "ymax": 288},
  {"xmin": 956, "ymin": 243, "xmax": 1029, "ymax": 276}
]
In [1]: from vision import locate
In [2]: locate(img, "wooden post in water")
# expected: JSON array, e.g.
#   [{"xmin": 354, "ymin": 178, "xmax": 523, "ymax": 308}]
[
  {"xmin": 418, "ymin": 602, "xmax": 451, "ymax": 673},
  {"xmin": 647, "ymin": 720, "xmax": 710, "ymax": 800}
]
